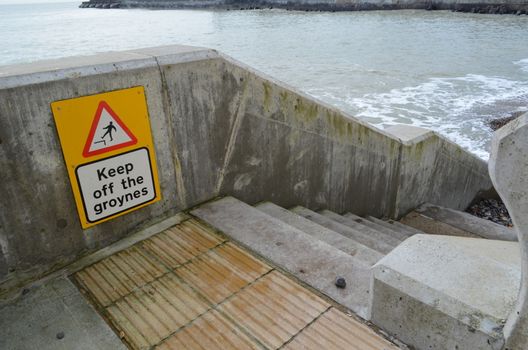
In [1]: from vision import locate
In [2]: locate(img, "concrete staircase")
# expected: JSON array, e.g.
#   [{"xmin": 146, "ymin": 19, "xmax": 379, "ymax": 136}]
[
  {"xmin": 191, "ymin": 196, "xmax": 428, "ymax": 319},
  {"xmin": 192, "ymin": 196, "xmax": 520, "ymax": 350}
]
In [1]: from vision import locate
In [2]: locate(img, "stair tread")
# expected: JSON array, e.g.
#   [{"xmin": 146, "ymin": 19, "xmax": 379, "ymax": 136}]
[
  {"xmin": 342, "ymin": 212, "xmax": 405, "ymax": 244},
  {"xmin": 364, "ymin": 216, "xmax": 414, "ymax": 240},
  {"xmin": 256, "ymin": 202, "xmax": 383, "ymax": 266},
  {"xmin": 291, "ymin": 207, "xmax": 395, "ymax": 255},
  {"xmin": 414, "ymin": 203, "xmax": 517, "ymax": 241},
  {"xmin": 387, "ymin": 218, "xmax": 426, "ymax": 235},
  {"xmin": 191, "ymin": 197, "xmax": 371, "ymax": 318},
  {"xmin": 321, "ymin": 210, "xmax": 402, "ymax": 248}
]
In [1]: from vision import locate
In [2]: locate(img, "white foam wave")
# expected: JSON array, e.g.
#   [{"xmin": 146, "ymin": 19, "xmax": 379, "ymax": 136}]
[
  {"xmin": 514, "ymin": 58, "xmax": 528, "ymax": 73},
  {"xmin": 308, "ymin": 74, "xmax": 528, "ymax": 159}
]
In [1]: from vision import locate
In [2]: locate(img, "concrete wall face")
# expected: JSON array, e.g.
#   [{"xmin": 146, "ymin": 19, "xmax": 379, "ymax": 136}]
[
  {"xmin": 0, "ymin": 45, "xmax": 492, "ymax": 296},
  {"xmin": 393, "ymin": 129, "xmax": 493, "ymax": 217},
  {"xmin": 0, "ymin": 53, "xmax": 182, "ymax": 295}
]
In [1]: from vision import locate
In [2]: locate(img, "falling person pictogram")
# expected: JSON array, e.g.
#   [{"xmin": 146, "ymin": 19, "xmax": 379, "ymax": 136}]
[
  {"xmin": 101, "ymin": 121, "xmax": 117, "ymax": 142},
  {"xmin": 94, "ymin": 121, "xmax": 117, "ymax": 146}
]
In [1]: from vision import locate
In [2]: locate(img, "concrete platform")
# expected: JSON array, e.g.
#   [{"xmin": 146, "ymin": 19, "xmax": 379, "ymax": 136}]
[
  {"xmin": 0, "ymin": 277, "xmax": 126, "ymax": 350},
  {"xmin": 370, "ymin": 234, "xmax": 520, "ymax": 350}
]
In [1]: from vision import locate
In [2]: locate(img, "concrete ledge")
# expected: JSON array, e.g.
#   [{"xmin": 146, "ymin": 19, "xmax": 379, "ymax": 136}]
[
  {"xmin": 415, "ymin": 203, "xmax": 517, "ymax": 241},
  {"xmin": 385, "ymin": 124, "xmax": 434, "ymax": 145},
  {"xmin": 370, "ymin": 234, "xmax": 520, "ymax": 350}
]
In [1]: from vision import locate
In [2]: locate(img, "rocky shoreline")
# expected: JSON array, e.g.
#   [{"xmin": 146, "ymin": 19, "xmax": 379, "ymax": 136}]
[
  {"xmin": 79, "ymin": 0, "xmax": 528, "ymax": 15},
  {"xmin": 467, "ymin": 198, "xmax": 512, "ymax": 227},
  {"xmin": 488, "ymin": 110, "xmax": 527, "ymax": 131}
]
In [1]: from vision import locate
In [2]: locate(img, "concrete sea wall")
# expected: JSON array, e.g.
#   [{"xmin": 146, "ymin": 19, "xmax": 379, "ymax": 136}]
[
  {"xmin": 0, "ymin": 45, "xmax": 491, "ymax": 297},
  {"xmin": 79, "ymin": 0, "xmax": 528, "ymax": 14}
]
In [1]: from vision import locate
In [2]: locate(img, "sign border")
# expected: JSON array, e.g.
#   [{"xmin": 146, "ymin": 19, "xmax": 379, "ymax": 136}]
[{"xmin": 74, "ymin": 146, "xmax": 157, "ymax": 223}]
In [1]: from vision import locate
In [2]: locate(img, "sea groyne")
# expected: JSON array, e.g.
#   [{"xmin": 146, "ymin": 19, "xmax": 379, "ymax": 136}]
[{"xmin": 79, "ymin": 0, "xmax": 528, "ymax": 14}]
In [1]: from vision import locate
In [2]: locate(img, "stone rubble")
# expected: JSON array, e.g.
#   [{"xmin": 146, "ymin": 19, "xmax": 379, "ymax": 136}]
[{"xmin": 467, "ymin": 198, "xmax": 513, "ymax": 227}]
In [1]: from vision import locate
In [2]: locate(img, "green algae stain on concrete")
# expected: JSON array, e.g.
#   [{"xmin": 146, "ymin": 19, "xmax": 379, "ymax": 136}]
[
  {"xmin": 262, "ymin": 81, "xmax": 272, "ymax": 113},
  {"xmin": 293, "ymin": 98, "xmax": 319, "ymax": 123}
]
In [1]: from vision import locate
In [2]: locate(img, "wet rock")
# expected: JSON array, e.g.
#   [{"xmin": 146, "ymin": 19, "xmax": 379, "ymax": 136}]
[
  {"xmin": 466, "ymin": 198, "xmax": 513, "ymax": 227},
  {"xmin": 488, "ymin": 111, "xmax": 526, "ymax": 131}
]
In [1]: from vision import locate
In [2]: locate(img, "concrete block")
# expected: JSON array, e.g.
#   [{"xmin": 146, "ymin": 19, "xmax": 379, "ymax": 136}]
[
  {"xmin": 192, "ymin": 197, "xmax": 372, "ymax": 318},
  {"xmin": 370, "ymin": 234, "xmax": 520, "ymax": 350},
  {"xmin": 489, "ymin": 112, "xmax": 528, "ymax": 348}
]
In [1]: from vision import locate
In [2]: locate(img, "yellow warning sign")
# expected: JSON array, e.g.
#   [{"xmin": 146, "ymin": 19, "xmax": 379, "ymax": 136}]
[{"xmin": 51, "ymin": 86, "xmax": 161, "ymax": 229}]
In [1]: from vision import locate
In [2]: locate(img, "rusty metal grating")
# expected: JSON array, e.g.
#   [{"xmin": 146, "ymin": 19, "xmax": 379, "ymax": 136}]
[{"xmin": 74, "ymin": 218, "xmax": 398, "ymax": 350}]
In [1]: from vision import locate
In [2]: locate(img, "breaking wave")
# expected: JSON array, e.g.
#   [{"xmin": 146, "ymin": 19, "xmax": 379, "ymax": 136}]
[{"xmin": 308, "ymin": 65, "xmax": 528, "ymax": 160}]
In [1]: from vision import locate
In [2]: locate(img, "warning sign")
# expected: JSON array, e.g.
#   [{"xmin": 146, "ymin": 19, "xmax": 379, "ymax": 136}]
[
  {"xmin": 83, "ymin": 101, "xmax": 137, "ymax": 157},
  {"xmin": 51, "ymin": 87, "xmax": 161, "ymax": 228}
]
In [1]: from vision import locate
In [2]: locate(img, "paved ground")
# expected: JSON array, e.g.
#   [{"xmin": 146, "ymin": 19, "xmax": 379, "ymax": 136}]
[
  {"xmin": 0, "ymin": 218, "xmax": 398, "ymax": 350},
  {"xmin": 0, "ymin": 276, "xmax": 126, "ymax": 350},
  {"xmin": 74, "ymin": 218, "xmax": 397, "ymax": 350}
]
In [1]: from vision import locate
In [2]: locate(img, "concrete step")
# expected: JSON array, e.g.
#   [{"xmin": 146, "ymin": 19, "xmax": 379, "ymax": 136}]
[
  {"xmin": 320, "ymin": 210, "xmax": 402, "ymax": 248},
  {"xmin": 364, "ymin": 216, "xmax": 414, "ymax": 240},
  {"xmin": 255, "ymin": 202, "xmax": 383, "ymax": 266},
  {"xmin": 410, "ymin": 203, "xmax": 517, "ymax": 241},
  {"xmin": 191, "ymin": 197, "xmax": 372, "ymax": 318},
  {"xmin": 388, "ymin": 218, "xmax": 427, "ymax": 236},
  {"xmin": 370, "ymin": 234, "xmax": 520, "ymax": 350},
  {"xmin": 343, "ymin": 212, "xmax": 406, "ymax": 244},
  {"xmin": 291, "ymin": 207, "xmax": 394, "ymax": 255}
]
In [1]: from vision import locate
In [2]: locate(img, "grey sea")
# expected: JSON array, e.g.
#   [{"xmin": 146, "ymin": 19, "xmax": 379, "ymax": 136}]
[{"xmin": 1, "ymin": 2, "xmax": 528, "ymax": 158}]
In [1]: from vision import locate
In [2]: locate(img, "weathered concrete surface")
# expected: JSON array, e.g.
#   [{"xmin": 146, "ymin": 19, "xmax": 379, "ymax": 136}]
[
  {"xmin": 370, "ymin": 234, "xmax": 520, "ymax": 350},
  {"xmin": 365, "ymin": 216, "xmax": 415, "ymax": 239},
  {"xmin": 0, "ymin": 277, "xmax": 127, "ymax": 350},
  {"xmin": 340, "ymin": 211, "xmax": 407, "ymax": 242},
  {"xmin": 489, "ymin": 112, "xmax": 528, "ymax": 349},
  {"xmin": 192, "ymin": 196, "xmax": 373, "ymax": 318},
  {"xmin": 0, "ymin": 45, "xmax": 492, "ymax": 298},
  {"xmin": 255, "ymin": 201, "xmax": 383, "ymax": 266},
  {"xmin": 0, "ymin": 47, "xmax": 209, "ymax": 298},
  {"xmin": 401, "ymin": 210, "xmax": 482, "ymax": 238},
  {"xmin": 415, "ymin": 203, "xmax": 517, "ymax": 241},
  {"xmin": 292, "ymin": 206, "xmax": 396, "ymax": 254},
  {"xmin": 385, "ymin": 124, "xmax": 493, "ymax": 218},
  {"xmin": 322, "ymin": 210, "xmax": 404, "ymax": 245}
]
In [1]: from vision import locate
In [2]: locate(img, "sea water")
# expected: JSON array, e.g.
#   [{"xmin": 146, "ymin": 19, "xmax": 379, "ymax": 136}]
[{"xmin": 1, "ymin": 2, "xmax": 527, "ymax": 158}]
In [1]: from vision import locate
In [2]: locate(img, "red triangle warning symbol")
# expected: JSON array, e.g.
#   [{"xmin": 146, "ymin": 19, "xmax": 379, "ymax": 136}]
[{"xmin": 82, "ymin": 101, "xmax": 138, "ymax": 158}]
